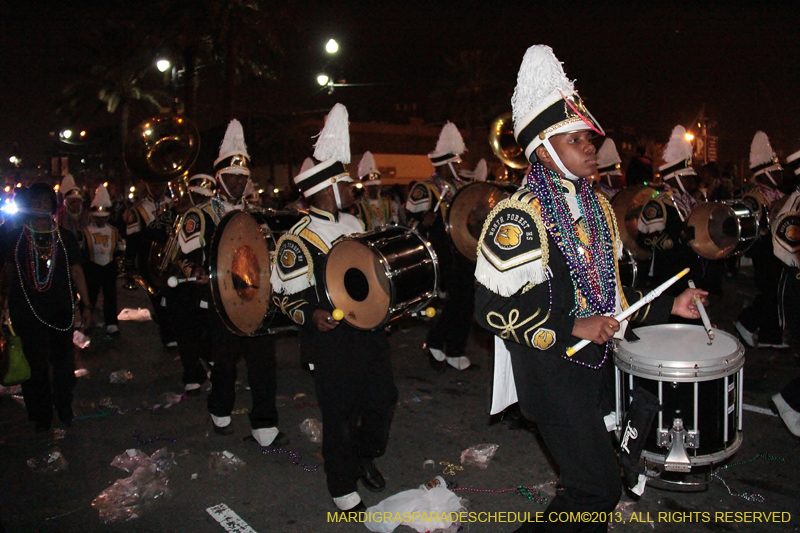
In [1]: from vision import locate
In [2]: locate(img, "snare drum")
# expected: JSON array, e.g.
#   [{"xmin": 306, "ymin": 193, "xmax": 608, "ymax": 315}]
[
  {"xmin": 324, "ymin": 226, "xmax": 438, "ymax": 330},
  {"xmin": 614, "ymin": 324, "xmax": 744, "ymax": 472},
  {"xmin": 210, "ymin": 209, "xmax": 303, "ymax": 336}
]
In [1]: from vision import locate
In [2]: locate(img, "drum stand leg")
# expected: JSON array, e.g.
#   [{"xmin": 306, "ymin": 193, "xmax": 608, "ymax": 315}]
[{"xmin": 642, "ymin": 459, "xmax": 712, "ymax": 493}]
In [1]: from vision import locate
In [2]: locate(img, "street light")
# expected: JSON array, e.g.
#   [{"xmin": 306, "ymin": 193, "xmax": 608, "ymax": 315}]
[
  {"xmin": 685, "ymin": 133, "xmax": 695, "ymax": 141},
  {"xmin": 156, "ymin": 59, "xmax": 171, "ymax": 73},
  {"xmin": 325, "ymin": 39, "xmax": 339, "ymax": 54},
  {"xmin": 317, "ymin": 74, "xmax": 330, "ymax": 87},
  {"xmin": 61, "ymin": 130, "xmax": 73, "ymax": 140}
]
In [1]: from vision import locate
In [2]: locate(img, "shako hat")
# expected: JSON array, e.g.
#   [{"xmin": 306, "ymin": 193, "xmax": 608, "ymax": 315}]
[
  {"xmin": 214, "ymin": 119, "xmax": 250, "ymax": 178},
  {"xmin": 750, "ymin": 131, "xmax": 782, "ymax": 184},
  {"xmin": 512, "ymin": 45, "xmax": 604, "ymax": 168},
  {"xmin": 90, "ymin": 184, "xmax": 112, "ymax": 216},
  {"xmin": 597, "ymin": 138, "xmax": 623, "ymax": 177},
  {"xmin": 658, "ymin": 125, "xmax": 696, "ymax": 183},
  {"xmin": 188, "ymin": 173, "xmax": 216, "ymax": 197},
  {"xmin": 61, "ymin": 174, "xmax": 82, "ymax": 199},
  {"xmin": 293, "ymin": 103, "xmax": 353, "ymax": 198},
  {"xmin": 428, "ymin": 122, "xmax": 466, "ymax": 167},
  {"xmin": 785, "ymin": 148, "xmax": 800, "ymax": 177},
  {"xmin": 358, "ymin": 151, "xmax": 381, "ymax": 186}
]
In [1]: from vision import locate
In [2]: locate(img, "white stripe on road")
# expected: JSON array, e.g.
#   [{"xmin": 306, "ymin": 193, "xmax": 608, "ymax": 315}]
[
  {"xmin": 743, "ymin": 403, "xmax": 778, "ymax": 417},
  {"xmin": 207, "ymin": 503, "xmax": 258, "ymax": 533}
]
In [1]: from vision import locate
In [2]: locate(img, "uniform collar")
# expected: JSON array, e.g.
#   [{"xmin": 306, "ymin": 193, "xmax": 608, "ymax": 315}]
[
  {"xmin": 309, "ymin": 206, "xmax": 338, "ymax": 222},
  {"xmin": 554, "ymin": 176, "xmax": 577, "ymax": 195}
]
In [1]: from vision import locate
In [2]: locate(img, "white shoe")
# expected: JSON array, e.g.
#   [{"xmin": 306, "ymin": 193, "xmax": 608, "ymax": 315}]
[
  {"xmin": 772, "ymin": 393, "xmax": 800, "ymax": 437},
  {"xmin": 333, "ymin": 492, "xmax": 362, "ymax": 511},
  {"xmin": 734, "ymin": 321, "xmax": 756, "ymax": 348},
  {"xmin": 106, "ymin": 325, "xmax": 119, "ymax": 335},
  {"xmin": 428, "ymin": 347, "xmax": 446, "ymax": 362},
  {"xmin": 446, "ymin": 356, "xmax": 471, "ymax": 370},
  {"xmin": 251, "ymin": 427, "xmax": 279, "ymax": 446},
  {"xmin": 165, "ymin": 341, "xmax": 178, "ymax": 348}
]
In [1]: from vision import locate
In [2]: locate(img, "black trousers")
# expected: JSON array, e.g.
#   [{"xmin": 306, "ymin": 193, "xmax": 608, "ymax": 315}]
[
  {"xmin": 84, "ymin": 261, "xmax": 119, "ymax": 326},
  {"xmin": 426, "ymin": 254, "xmax": 475, "ymax": 357},
  {"xmin": 307, "ymin": 326, "xmax": 398, "ymax": 498},
  {"xmin": 171, "ymin": 285, "xmax": 212, "ymax": 386},
  {"xmin": 9, "ymin": 303, "xmax": 75, "ymax": 426},
  {"xmin": 739, "ymin": 241, "xmax": 784, "ymax": 343},
  {"xmin": 510, "ymin": 345, "xmax": 621, "ymax": 533},
  {"xmin": 779, "ymin": 266, "xmax": 800, "ymax": 354},
  {"xmin": 207, "ymin": 311, "xmax": 278, "ymax": 430}
]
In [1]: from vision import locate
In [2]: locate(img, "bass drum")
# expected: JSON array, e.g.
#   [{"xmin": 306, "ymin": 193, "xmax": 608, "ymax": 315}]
[
  {"xmin": 210, "ymin": 209, "xmax": 303, "ymax": 336},
  {"xmin": 611, "ymin": 185, "xmax": 657, "ymax": 261},
  {"xmin": 686, "ymin": 201, "xmax": 758, "ymax": 260},
  {"xmin": 445, "ymin": 181, "xmax": 517, "ymax": 262},
  {"xmin": 325, "ymin": 226, "xmax": 438, "ymax": 330}
]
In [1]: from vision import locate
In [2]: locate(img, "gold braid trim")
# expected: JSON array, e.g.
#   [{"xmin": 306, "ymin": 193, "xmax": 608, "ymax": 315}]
[
  {"xmin": 476, "ymin": 197, "xmax": 550, "ymax": 274},
  {"xmin": 274, "ymin": 233, "xmax": 315, "ymax": 284}
]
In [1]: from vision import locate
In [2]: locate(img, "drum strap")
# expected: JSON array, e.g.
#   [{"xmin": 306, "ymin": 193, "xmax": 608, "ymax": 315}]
[{"xmin": 620, "ymin": 386, "xmax": 660, "ymax": 494}]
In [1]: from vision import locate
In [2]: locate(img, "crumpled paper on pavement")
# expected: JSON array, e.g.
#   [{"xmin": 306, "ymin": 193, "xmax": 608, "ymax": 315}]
[
  {"xmin": 117, "ymin": 308, "xmax": 152, "ymax": 321},
  {"xmin": 364, "ymin": 486, "xmax": 464, "ymax": 533}
]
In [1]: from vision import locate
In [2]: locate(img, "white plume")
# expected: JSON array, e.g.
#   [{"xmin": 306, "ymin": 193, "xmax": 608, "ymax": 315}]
[
  {"xmin": 511, "ymin": 45, "xmax": 575, "ymax": 128},
  {"xmin": 358, "ymin": 151, "xmax": 378, "ymax": 177},
  {"xmin": 91, "ymin": 184, "xmax": 112, "ymax": 209},
  {"xmin": 434, "ymin": 122, "xmax": 466, "ymax": 156},
  {"xmin": 662, "ymin": 125, "xmax": 693, "ymax": 165},
  {"xmin": 474, "ymin": 159, "xmax": 488, "ymax": 182},
  {"xmin": 61, "ymin": 174, "xmax": 79, "ymax": 194},
  {"xmin": 216, "ymin": 119, "xmax": 249, "ymax": 165},
  {"xmin": 300, "ymin": 157, "xmax": 316, "ymax": 174},
  {"xmin": 750, "ymin": 131, "xmax": 775, "ymax": 168},
  {"xmin": 313, "ymin": 103, "xmax": 351, "ymax": 164},
  {"xmin": 597, "ymin": 138, "xmax": 622, "ymax": 168}
]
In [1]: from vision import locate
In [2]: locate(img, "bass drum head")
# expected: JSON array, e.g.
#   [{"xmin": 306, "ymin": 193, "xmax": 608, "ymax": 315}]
[
  {"xmin": 611, "ymin": 185, "xmax": 656, "ymax": 261},
  {"xmin": 687, "ymin": 202, "xmax": 739, "ymax": 259},
  {"xmin": 446, "ymin": 182, "xmax": 514, "ymax": 262},
  {"xmin": 210, "ymin": 211, "xmax": 272, "ymax": 336},
  {"xmin": 325, "ymin": 239, "xmax": 391, "ymax": 330}
]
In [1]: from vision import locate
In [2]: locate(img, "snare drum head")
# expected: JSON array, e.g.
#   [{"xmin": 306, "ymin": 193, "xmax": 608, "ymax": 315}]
[
  {"xmin": 210, "ymin": 211, "xmax": 272, "ymax": 335},
  {"xmin": 325, "ymin": 239, "xmax": 391, "ymax": 330},
  {"xmin": 614, "ymin": 324, "xmax": 744, "ymax": 380}
]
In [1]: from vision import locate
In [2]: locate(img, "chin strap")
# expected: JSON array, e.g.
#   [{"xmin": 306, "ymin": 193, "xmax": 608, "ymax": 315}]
[
  {"xmin": 542, "ymin": 138, "xmax": 581, "ymax": 181},
  {"xmin": 331, "ymin": 182, "xmax": 343, "ymax": 210},
  {"xmin": 668, "ymin": 175, "xmax": 689, "ymax": 195}
]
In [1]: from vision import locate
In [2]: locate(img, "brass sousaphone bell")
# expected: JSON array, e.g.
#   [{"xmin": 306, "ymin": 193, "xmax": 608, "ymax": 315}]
[{"xmin": 489, "ymin": 113, "xmax": 529, "ymax": 170}]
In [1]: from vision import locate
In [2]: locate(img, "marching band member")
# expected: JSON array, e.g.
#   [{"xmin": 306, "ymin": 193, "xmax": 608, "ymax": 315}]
[
  {"xmin": 169, "ymin": 173, "xmax": 216, "ymax": 395},
  {"xmin": 593, "ymin": 138, "xmax": 624, "ymax": 200},
  {"xmin": 56, "ymin": 174, "xmax": 89, "ymax": 251},
  {"xmin": 736, "ymin": 131, "xmax": 789, "ymax": 348},
  {"xmin": 82, "ymin": 184, "xmax": 123, "ymax": 335},
  {"xmin": 272, "ymin": 104, "xmax": 397, "ymax": 512},
  {"xmin": 474, "ymin": 45, "xmax": 706, "ymax": 532},
  {"xmin": 406, "ymin": 122, "xmax": 474, "ymax": 370},
  {"xmin": 203, "ymin": 120, "xmax": 285, "ymax": 447},
  {"xmin": 352, "ymin": 151, "xmax": 398, "ymax": 230},
  {"xmin": 637, "ymin": 125, "xmax": 700, "ymax": 293}
]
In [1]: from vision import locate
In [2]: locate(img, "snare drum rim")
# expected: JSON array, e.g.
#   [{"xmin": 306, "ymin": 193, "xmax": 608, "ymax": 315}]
[
  {"xmin": 613, "ymin": 324, "xmax": 745, "ymax": 381},
  {"xmin": 209, "ymin": 210, "xmax": 273, "ymax": 337},
  {"xmin": 324, "ymin": 226, "xmax": 440, "ymax": 330}
]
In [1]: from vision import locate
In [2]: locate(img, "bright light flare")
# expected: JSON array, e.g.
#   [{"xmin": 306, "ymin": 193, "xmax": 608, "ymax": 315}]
[
  {"xmin": 273, "ymin": 188, "xmax": 280, "ymax": 194},
  {"xmin": 1, "ymin": 201, "xmax": 18, "ymax": 214},
  {"xmin": 62, "ymin": 130, "xmax": 72, "ymax": 139},
  {"xmin": 317, "ymin": 74, "xmax": 330, "ymax": 86},
  {"xmin": 685, "ymin": 133, "xmax": 695, "ymax": 141},
  {"xmin": 325, "ymin": 39, "xmax": 339, "ymax": 54},
  {"xmin": 156, "ymin": 59, "xmax": 171, "ymax": 72}
]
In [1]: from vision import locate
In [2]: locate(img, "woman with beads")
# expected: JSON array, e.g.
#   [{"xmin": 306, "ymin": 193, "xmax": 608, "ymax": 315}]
[
  {"xmin": 474, "ymin": 46, "xmax": 706, "ymax": 533},
  {"xmin": 0, "ymin": 183, "xmax": 92, "ymax": 432}
]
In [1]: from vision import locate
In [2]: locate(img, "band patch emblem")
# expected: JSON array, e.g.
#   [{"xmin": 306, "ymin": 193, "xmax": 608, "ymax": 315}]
[
  {"xmin": 642, "ymin": 203, "xmax": 662, "ymax": 221},
  {"xmin": 494, "ymin": 223, "xmax": 523, "ymax": 250},
  {"xmin": 280, "ymin": 249, "xmax": 297, "ymax": 268},
  {"xmin": 184, "ymin": 218, "xmax": 196, "ymax": 233},
  {"xmin": 411, "ymin": 186, "xmax": 426, "ymax": 200},
  {"xmin": 531, "ymin": 328, "xmax": 556, "ymax": 350}
]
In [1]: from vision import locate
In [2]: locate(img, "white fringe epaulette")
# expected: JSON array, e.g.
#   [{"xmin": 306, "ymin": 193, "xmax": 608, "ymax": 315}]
[
  {"xmin": 314, "ymin": 103, "xmax": 351, "ymax": 164},
  {"xmin": 270, "ymin": 233, "xmax": 316, "ymax": 296},
  {"xmin": 511, "ymin": 45, "xmax": 574, "ymax": 127},
  {"xmin": 750, "ymin": 131, "xmax": 775, "ymax": 168},
  {"xmin": 662, "ymin": 125, "xmax": 693, "ymax": 166},
  {"xmin": 474, "ymin": 196, "xmax": 550, "ymax": 297}
]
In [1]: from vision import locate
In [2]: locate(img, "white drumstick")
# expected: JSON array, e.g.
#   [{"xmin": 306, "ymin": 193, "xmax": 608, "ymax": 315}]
[
  {"xmin": 566, "ymin": 268, "xmax": 690, "ymax": 357},
  {"xmin": 688, "ymin": 279, "xmax": 714, "ymax": 341},
  {"xmin": 167, "ymin": 276, "xmax": 198, "ymax": 288}
]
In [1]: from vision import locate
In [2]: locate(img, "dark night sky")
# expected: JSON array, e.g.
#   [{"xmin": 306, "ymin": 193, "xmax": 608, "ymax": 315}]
[{"xmin": 1, "ymin": 1, "xmax": 798, "ymax": 170}]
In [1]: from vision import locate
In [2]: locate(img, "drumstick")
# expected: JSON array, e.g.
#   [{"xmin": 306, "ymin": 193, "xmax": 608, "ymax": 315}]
[
  {"xmin": 167, "ymin": 276, "xmax": 198, "ymax": 288},
  {"xmin": 688, "ymin": 279, "xmax": 714, "ymax": 341},
  {"xmin": 565, "ymin": 268, "xmax": 690, "ymax": 357}
]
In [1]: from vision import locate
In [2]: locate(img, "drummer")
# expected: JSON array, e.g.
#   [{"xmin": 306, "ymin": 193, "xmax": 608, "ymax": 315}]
[
  {"xmin": 593, "ymin": 138, "xmax": 625, "ymax": 201},
  {"xmin": 201, "ymin": 120, "xmax": 286, "ymax": 448},
  {"xmin": 405, "ymin": 122, "xmax": 474, "ymax": 371},
  {"xmin": 352, "ymin": 151, "xmax": 399, "ymax": 230},
  {"xmin": 473, "ymin": 45, "xmax": 707, "ymax": 532},
  {"xmin": 271, "ymin": 104, "xmax": 398, "ymax": 513}
]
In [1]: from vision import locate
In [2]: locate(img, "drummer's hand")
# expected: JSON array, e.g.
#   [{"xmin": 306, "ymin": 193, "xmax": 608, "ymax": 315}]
[
  {"xmin": 572, "ymin": 316, "xmax": 620, "ymax": 345},
  {"xmin": 672, "ymin": 288, "xmax": 708, "ymax": 319},
  {"xmin": 313, "ymin": 309, "xmax": 339, "ymax": 332},
  {"xmin": 191, "ymin": 267, "xmax": 209, "ymax": 285}
]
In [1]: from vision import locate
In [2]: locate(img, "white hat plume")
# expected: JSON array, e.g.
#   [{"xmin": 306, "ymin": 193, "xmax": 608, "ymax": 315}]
[
  {"xmin": 313, "ymin": 103, "xmax": 350, "ymax": 164},
  {"xmin": 750, "ymin": 131, "xmax": 775, "ymax": 168},
  {"xmin": 358, "ymin": 151, "xmax": 378, "ymax": 177},
  {"xmin": 434, "ymin": 122, "xmax": 466, "ymax": 156},
  {"xmin": 597, "ymin": 139, "xmax": 622, "ymax": 168},
  {"xmin": 660, "ymin": 125, "xmax": 693, "ymax": 169},
  {"xmin": 474, "ymin": 159, "xmax": 488, "ymax": 182},
  {"xmin": 215, "ymin": 119, "xmax": 250, "ymax": 166},
  {"xmin": 91, "ymin": 184, "xmax": 112, "ymax": 210},
  {"xmin": 511, "ymin": 45, "xmax": 575, "ymax": 128}
]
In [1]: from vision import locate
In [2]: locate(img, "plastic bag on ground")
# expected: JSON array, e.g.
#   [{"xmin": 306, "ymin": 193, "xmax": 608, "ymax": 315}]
[
  {"xmin": 27, "ymin": 447, "xmax": 68, "ymax": 474},
  {"xmin": 109, "ymin": 370, "xmax": 133, "ymax": 383},
  {"xmin": 300, "ymin": 418, "xmax": 322, "ymax": 444},
  {"xmin": 155, "ymin": 392, "xmax": 183, "ymax": 409},
  {"xmin": 460, "ymin": 443, "xmax": 499, "ymax": 469},
  {"xmin": 92, "ymin": 463, "xmax": 170, "ymax": 523},
  {"xmin": 117, "ymin": 308, "xmax": 152, "ymax": 321},
  {"xmin": 73, "ymin": 329, "xmax": 91, "ymax": 348},
  {"xmin": 208, "ymin": 451, "xmax": 245, "ymax": 475},
  {"xmin": 149, "ymin": 447, "xmax": 176, "ymax": 473},
  {"xmin": 364, "ymin": 486, "xmax": 464, "ymax": 533},
  {"xmin": 111, "ymin": 449, "xmax": 151, "ymax": 473}
]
